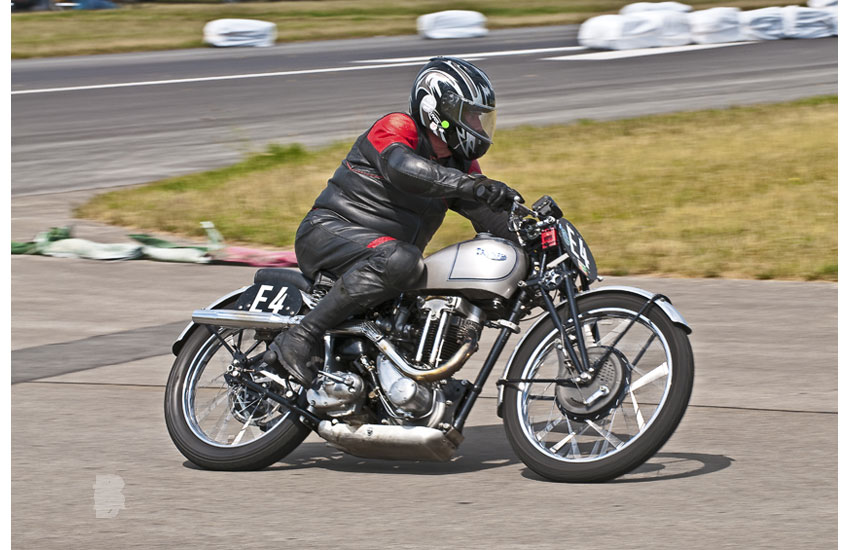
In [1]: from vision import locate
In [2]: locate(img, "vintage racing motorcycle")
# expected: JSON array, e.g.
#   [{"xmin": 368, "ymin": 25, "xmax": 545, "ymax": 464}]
[{"xmin": 165, "ymin": 195, "xmax": 694, "ymax": 482}]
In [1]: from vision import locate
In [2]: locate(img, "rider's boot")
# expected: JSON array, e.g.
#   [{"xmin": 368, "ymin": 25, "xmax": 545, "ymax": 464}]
[{"xmin": 266, "ymin": 281, "xmax": 363, "ymax": 387}]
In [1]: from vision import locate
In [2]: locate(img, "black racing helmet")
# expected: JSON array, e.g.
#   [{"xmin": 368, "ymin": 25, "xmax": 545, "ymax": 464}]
[{"xmin": 410, "ymin": 56, "xmax": 497, "ymax": 161}]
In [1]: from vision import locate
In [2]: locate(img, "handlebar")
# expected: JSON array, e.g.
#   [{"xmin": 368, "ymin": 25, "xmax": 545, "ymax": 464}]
[{"xmin": 510, "ymin": 196, "xmax": 535, "ymax": 218}]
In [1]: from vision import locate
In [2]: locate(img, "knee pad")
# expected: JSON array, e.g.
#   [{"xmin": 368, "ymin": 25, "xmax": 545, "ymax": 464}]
[{"xmin": 382, "ymin": 243, "xmax": 425, "ymax": 291}]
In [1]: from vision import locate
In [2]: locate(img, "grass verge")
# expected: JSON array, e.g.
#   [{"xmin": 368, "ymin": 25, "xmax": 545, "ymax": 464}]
[
  {"xmin": 13, "ymin": 0, "xmax": 801, "ymax": 59},
  {"xmin": 75, "ymin": 96, "xmax": 838, "ymax": 281}
]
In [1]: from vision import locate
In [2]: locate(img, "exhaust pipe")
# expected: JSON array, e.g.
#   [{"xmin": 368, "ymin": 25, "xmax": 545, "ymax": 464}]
[
  {"xmin": 191, "ymin": 309, "xmax": 303, "ymax": 330},
  {"xmin": 193, "ymin": 313, "xmax": 476, "ymax": 382},
  {"xmin": 317, "ymin": 421, "xmax": 463, "ymax": 461},
  {"xmin": 332, "ymin": 321, "xmax": 477, "ymax": 382}
]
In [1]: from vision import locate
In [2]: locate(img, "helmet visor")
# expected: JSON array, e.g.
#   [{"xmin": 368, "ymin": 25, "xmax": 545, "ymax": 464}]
[{"xmin": 440, "ymin": 92, "xmax": 497, "ymax": 144}]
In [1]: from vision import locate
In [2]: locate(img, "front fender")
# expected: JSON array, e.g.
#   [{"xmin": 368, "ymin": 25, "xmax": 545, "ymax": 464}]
[
  {"xmin": 171, "ymin": 287, "xmax": 249, "ymax": 356},
  {"xmin": 579, "ymin": 286, "xmax": 691, "ymax": 334},
  {"xmin": 495, "ymin": 285, "xmax": 691, "ymax": 417}
]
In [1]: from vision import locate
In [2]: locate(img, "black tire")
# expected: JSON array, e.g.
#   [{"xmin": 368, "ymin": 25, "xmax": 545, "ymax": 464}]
[
  {"xmin": 503, "ymin": 292, "xmax": 694, "ymax": 482},
  {"xmin": 164, "ymin": 298, "xmax": 310, "ymax": 471}
]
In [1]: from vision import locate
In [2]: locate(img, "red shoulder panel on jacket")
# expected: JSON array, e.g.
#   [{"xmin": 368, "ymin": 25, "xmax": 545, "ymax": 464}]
[
  {"xmin": 469, "ymin": 160, "xmax": 482, "ymax": 174},
  {"xmin": 367, "ymin": 113, "xmax": 419, "ymax": 154}
]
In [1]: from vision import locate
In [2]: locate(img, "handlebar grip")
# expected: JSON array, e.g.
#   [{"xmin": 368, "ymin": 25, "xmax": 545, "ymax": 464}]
[{"xmin": 511, "ymin": 198, "xmax": 534, "ymax": 217}]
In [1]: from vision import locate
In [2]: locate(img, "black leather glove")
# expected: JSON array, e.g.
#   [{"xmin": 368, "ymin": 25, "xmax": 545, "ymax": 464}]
[{"xmin": 472, "ymin": 177, "xmax": 524, "ymax": 212}]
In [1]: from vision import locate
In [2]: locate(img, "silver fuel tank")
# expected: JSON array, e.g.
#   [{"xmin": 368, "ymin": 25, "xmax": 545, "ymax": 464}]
[{"xmin": 422, "ymin": 234, "xmax": 528, "ymax": 299}]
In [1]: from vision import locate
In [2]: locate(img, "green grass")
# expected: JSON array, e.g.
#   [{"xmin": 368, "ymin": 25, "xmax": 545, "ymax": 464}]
[
  {"xmin": 75, "ymin": 96, "xmax": 838, "ymax": 281},
  {"xmin": 12, "ymin": 0, "xmax": 802, "ymax": 58}
]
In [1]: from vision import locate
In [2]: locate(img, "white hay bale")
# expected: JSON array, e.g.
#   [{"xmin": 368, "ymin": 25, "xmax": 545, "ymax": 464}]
[
  {"xmin": 688, "ymin": 7, "xmax": 744, "ymax": 43},
  {"xmin": 203, "ymin": 19, "xmax": 277, "ymax": 48},
  {"xmin": 417, "ymin": 10, "xmax": 488, "ymax": 39},
  {"xmin": 807, "ymin": 0, "xmax": 837, "ymax": 8},
  {"xmin": 781, "ymin": 5, "xmax": 836, "ymax": 38},
  {"xmin": 579, "ymin": 11, "xmax": 692, "ymax": 50},
  {"xmin": 739, "ymin": 8, "xmax": 786, "ymax": 40},
  {"xmin": 620, "ymin": 1, "xmax": 693, "ymax": 14}
]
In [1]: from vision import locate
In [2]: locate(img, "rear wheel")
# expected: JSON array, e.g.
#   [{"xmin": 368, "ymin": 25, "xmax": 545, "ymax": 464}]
[
  {"xmin": 164, "ymin": 302, "xmax": 309, "ymax": 471},
  {"xmin": 503, "ymin": 292, "xmax": 693, "ymax": 482}
]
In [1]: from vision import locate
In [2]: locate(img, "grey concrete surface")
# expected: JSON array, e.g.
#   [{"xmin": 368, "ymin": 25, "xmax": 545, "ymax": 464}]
[
  {"xmin": 11, "ymin": 30, "xmax": 837, "ymax": 195},
  {"xmin": 11, "ymin": 240, "xmax": 837, "ymax": 548},
  {"xmin": 12, "ymin": 379, "xmax": 836, "ymax": 549}
]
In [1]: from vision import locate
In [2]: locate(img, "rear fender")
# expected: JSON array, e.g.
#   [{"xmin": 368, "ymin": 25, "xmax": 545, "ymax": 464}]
[{"xmin": 171, "ymin": 287, "xmax": 248, "ymax": 356}]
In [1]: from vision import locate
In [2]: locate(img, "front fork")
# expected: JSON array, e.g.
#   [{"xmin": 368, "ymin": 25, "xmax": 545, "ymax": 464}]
[
  {"xmin": 538, "ymin": 272, "xmax": 594, "ymax": 379},
  {"xmin": 450, "ymin": 277, "xmax": 592, "ymax": 432}
]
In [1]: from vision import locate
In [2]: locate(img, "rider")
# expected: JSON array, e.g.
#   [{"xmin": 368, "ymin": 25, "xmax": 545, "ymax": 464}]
[{"xmin": 267, "ymin": 56, "xmax": 523, "ymax": 387}]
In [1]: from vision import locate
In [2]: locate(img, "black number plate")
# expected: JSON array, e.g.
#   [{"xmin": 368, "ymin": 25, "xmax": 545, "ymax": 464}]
[
  {"xmin": 235, "ymin": 283, "xmax": 303, "ymax": 315},
  {"xmin": 557, "ymin": 219, "xmax": 598, "ymax": 282}
]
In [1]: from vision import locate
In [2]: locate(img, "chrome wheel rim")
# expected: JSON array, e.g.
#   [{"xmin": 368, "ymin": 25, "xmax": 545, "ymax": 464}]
[
  {"xmin": 515, "ymin": 307, "xmax": 673, "ymax": 463},
  {"xmin": 182, "ymin": 329, "xmax": 295, "ymax": 448}
]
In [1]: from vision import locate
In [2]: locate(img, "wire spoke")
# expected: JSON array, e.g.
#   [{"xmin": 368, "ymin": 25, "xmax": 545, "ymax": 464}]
[
  {"xmin": 598, "ymin": 408, "xmax": 619, "ymax": 455},
  {"xmin": 597, "ymin": 319, "xmax": 631, "ymax": 346},
  {"xmin": 205, "ymin": 325, "xmax": 238, "ymax": 357},
  {"xmin": 196, "ymin": 389, "xmax": 232, "ymax": 423},
  {"xmin": 535, "ymin": 416, "xmax": 564, "ymax": 442},
  {"xmin": 550, "ymin": 431, "xmax": 577, "ymax": 453},
  {"xmin": 629, "ymin": 389, "xmax": 646, "ymax": 431},
  {"xmin": 586, "ymin": 419, "xmax": 624, "ymax": 450},
  {"xmin": 630, "ymin": 333, "xmax": 657, "ymax": 369},
  {"xmin": 231, "ymin": 405, "xmax": 259, "ymax": 446},
  {"xmin": 526, "ymin": 394, "xmax": 556, "ymax": 401},
  {"xmin": 630, "ymin": 362, "xmax": 669, "ymax": 392},
  {"xmin": 212, "ymin": 407, "xmax": 233, "ymax": 443}
]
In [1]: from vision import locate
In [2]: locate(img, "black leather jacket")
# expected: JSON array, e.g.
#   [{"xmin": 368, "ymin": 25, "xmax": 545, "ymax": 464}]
[{"xmin": 310, "ymin": 112, "xmax": 517, "ymax": 251}]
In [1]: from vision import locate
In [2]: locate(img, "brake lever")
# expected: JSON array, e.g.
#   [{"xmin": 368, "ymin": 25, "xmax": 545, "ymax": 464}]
[{"xmin": 510, "ymin": 196, "xmax": 535, "ymax": 218}]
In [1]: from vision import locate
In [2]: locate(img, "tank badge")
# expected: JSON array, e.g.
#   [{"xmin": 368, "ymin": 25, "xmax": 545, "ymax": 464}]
[{"xmin": 476, "ymin": 247, "xmax": 507, "ymax": 261}]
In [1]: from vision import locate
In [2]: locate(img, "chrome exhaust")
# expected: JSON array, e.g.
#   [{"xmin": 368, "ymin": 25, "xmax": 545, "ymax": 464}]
[
  {"xmin": 192, "ymin": 312, "xmax": 476, "ymax": 382},
  {"xmin": 317, "ymin": 421, "xmax": 463, "ymax": 462},
  {"xmin": 191, "ymin": 309, "xmax": 303, "ymax": 330},
  {"xmin": 331, "ymin": 321, "xmax": 477, "ymax": 382}
]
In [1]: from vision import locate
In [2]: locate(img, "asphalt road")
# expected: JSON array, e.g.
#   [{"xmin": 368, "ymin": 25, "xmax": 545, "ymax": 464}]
[
  {"xmin": 11, "ymin": 26, "xmax": 838, "ymax": 195},
  {"xmin": 10, "ymin": 244, "xmax": 837, "ymax": 548},
  {"xmin": 10, "ymin": 193, "xmax": 838, "ymax": 550}
]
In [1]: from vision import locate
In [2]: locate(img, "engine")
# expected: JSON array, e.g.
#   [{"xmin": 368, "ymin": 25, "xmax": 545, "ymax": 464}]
[
  {"xmin": 407, "ymin": 296, "xmax": 485, "ymax": 373},
  {"xmin": 307, "ymin": 294, "xmax": 485, "ymax": 427},
  {"xmin": 371, "ymin": 295, "xmax": 484, "ymax": 422}
]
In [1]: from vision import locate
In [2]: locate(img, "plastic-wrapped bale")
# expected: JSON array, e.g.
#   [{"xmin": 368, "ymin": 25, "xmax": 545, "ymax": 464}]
[
  {"xmin": 827, "ymin": 6, "xmax": 838, "ymax": 35},
  {"xmin": 808, "ymin": 0, "xmax": 839, "ymax": 33},
  {"xmin": 781, "ymin": 5, "xmax": 836, "ymax": 38},
  {"xmin": 41, "ymin": 239, "xmax": 143, "ymax": 261},
  {"xmin": 688, "ymin": 7, "xmax": 744, "ymax": 43},
  {"xmin": 620, "ymin": 1, "xmax": 692, "ymax": 14},
  {"xmin": 417, "ymin": 10, "xmax": 488, "ymax": 39},
  {"xmin": 203, "ymin": 19, "xmax": 277, "ymax": 48},
  {"xmin": 739, "ymin": 8, "xmax": 785, "ymax": 40},
  {"xmin": 578, "ymin": 11, "xmax": 692, "ymax": 50}
]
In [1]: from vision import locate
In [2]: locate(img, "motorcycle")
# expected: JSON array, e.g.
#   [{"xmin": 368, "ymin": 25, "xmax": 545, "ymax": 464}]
[{"xmin": 165, "ymin": 195, "xmax": 693, "ymax": 482}]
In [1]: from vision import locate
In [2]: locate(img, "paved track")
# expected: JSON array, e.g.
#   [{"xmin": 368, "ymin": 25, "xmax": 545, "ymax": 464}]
[
  {"xmin": 11, "ymin": 27, "xmax": 837, "ymax": 195},
  {"xmin": 11, "ymin": 193, "xmax": 838, "ymax": 549}
]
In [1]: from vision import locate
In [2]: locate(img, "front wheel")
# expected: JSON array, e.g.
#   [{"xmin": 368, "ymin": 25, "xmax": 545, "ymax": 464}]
[
  {"xmin": 164, "ymin": 302, "xmax": 310, "ymax": 471},
  {"xmin": 503, "ymin": 292, "xmax": 694, "ymax": 482}
]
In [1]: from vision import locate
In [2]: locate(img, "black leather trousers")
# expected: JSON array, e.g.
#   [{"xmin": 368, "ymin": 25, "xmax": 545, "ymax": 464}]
[{"xmin": 294, "ymin": 209, "xmax": 426, "ymax": 309}]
